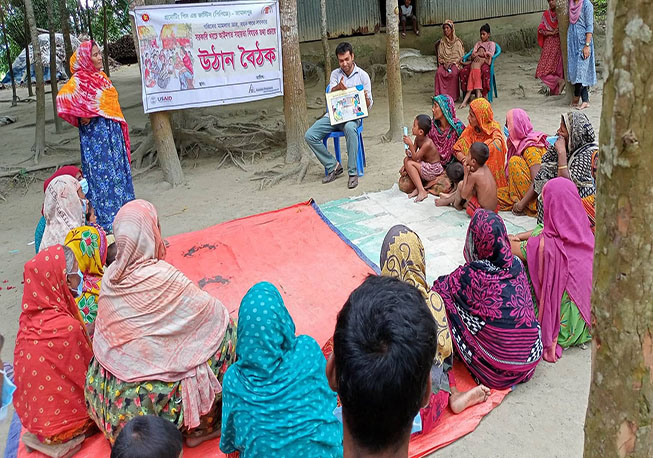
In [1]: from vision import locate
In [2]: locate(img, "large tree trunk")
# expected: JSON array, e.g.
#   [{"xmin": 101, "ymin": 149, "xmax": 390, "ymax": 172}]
[
  {"xmin": 583, "ymin": 1, "xmax": 653, "ymax": 457},
  {"xmin": 555, "ymin": 0, "xmax": 574, "ymax": 101},
  {"xmin": 24, "ymin": 0, "xmax": 46, "ymax": 163},
  {"xmin": 383, "ymin": 0, "xmax": 403, "ymax": 142},
  {"xmin": 59, "ymin": 0, "xmax": 74, "ymax": 78},
  {"xmin": 85, "ymin": 0, "xmax": 93, "ymax": 40},
  {"xmin": 319, "ymin": 0, "xmax": 330, "ymax": 80},
  {"xmin": 47, "ymin": 0, "xmax": 63, "ymax": 133},
  {"xmin": 279, "ymin": 0, "xmax": 309, "ymax": 166},
  {"xmin": 24, "ymin": 17, "xmax": 33, "ymax": 97},
  {"xmin": 101, "ymin": 0, "xmax": 109, "ymax": 77},
  {"xmin": 130, "ymin": 0, "xmax": 183, "ymax": 185},
  {"xmin": 0, "ymin": 2, "xmax": 17, "ymax": 106}
]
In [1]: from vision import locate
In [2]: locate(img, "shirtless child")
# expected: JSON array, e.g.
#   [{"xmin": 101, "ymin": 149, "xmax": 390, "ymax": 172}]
[
  {"xmin": 401, "ymin": 114, "xmax": 442, "ymax": 202},
  {"xmin": 459, "ymin": 45, "xmax": 492, "ymax": 109},
  {"xmin": 436, "ymin": 142, "xmax": 498, "ymax": 217}
]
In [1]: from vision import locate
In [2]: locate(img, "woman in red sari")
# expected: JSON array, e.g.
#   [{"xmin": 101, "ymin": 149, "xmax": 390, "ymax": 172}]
[
  {"xmin": 13, "ymin": 246, "xmax": 95, "ymax": 457},
  {"xmin": 536, "ymin": 0, "xmax": 565, "ymax": 95}
]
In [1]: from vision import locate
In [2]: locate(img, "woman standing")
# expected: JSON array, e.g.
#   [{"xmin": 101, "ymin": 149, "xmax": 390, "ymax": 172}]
[
  {"xmin": 536, "ymin": 0, "xmax": 565, "ymax": 95},
  {"xmin": 57, "ymin": 41, "xmax": 135, "ymax": 232},
  {"xmin": 567, "ymin": 0, "xmax": 596, "ymax": 109},
  {"xmin": 533, "ymin": 112, "xmax": 598, "ymax": 232},
  {"xmin": 497, "ymin": 109, "xmax": 548, "ymax": 216},
  {"xmin": 434, "ymin": 20, "xmax": 465, "ymax": 101}
]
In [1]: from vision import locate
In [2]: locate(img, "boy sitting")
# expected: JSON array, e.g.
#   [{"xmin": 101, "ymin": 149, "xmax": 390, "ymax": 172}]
[
  {"xmin": 401, "ymin": 114, "xmax": 442, "ymax": 203},
  {"xmin": 436, "ymin": 142, "xmax": 498, "ymax": 217},
  {"xmin": 459, "ymin": 45, "xmax": 491, "ymax": 109},
  {"xmin": 400, "ymin": 0, "xmax": 419, "ymax": 38},
  {"xmin": 326, "ymin": 275, "xmax": 437, "ymax": 458}
]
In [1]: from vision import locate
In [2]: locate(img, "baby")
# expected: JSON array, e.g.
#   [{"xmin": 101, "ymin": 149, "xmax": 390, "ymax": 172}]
[
  {"xmin": 401, "ymin": 114, "xmax": 442, "ymax": 202},
  {"xmin": 111, "ymin": 415, "xmax": 183, "ymax": 458},
  {"xmin": 460, "ymin": 46, "xmax": 492, "ymax": 109},
  {"xmin": 429, "ymin": 161, "xmax": 465, "ymax": 197},
  {"xmin": 436, "ymin": 142, "xmax": 498, "ymax": 217}
]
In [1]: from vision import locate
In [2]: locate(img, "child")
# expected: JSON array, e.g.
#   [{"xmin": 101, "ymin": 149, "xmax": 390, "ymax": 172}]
[
  {"xmin": 460, "ymin": 23, "xmax": 496, "ymax": 108},
  {"xmin": 400, "ymin": 0, "xmax": 419, "ymax": 38},
  {"xmin": 401, "ymin": 114, "xmax": 442, "ymax": 202},
  {"xmin": 459, "ymin": 45, "xmax": 491, "ymax": 109},
  {"xmin": 111, "ymin": 415, "xmax": 183, "ymax": 458},
  {"xmin": 429, "ymin": 161, "xmax": 465, "ymax": 196},
  {"xmin": 436, "ymin": 142, "xmax": 498, "ymax": 217}
]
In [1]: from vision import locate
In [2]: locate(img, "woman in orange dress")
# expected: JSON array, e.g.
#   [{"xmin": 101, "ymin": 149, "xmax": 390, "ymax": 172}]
[
  {"xmin": 13, "ymin": 246, "xmax": 95, "ymax": 457},
  {"xmin": 452, "ymin": 98, "xmax": 507, "ymax": 190}
]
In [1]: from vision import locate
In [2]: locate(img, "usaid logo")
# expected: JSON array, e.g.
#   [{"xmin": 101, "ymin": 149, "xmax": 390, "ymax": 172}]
[{"xmin": 150, "ymin": 95, "xmax": 173, "ymax": 105}]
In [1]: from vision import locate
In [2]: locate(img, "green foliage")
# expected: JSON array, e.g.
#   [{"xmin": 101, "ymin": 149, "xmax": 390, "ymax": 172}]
[{"xmin": 594, "ymin": 0, "xmax": 607, "ymax": 22}]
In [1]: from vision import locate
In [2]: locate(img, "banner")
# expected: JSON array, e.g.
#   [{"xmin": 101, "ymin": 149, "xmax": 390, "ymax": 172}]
[{"xmin": 133, "ymin": 1, "xmax": 283, "ymax": 113}]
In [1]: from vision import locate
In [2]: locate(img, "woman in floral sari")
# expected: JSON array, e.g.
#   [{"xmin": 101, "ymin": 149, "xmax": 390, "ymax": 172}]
[
  {"xmin": 86, "ymin": 200, "xmax": 236, "ymax": 445},
  {"xmin": 64, "ymin": 225, "xmax": 108, "ymax": 330},
  {"xmin": 433, "ymin": 210, "xmax": 542, "ymax": 389},
  {"xmin": 453, "ymin": 98, "xmax": 508, "ymax": 189},
  {"xmin": 497, "ymin": 109, "xmax": 548, "ymax": 216},
  {"xmin": 533, "ymin": 111, "xmax": 598, "ymax": 232},
  {"xmin": 536, "ymin": 0, "xmax": 565, "ymax": 95}
]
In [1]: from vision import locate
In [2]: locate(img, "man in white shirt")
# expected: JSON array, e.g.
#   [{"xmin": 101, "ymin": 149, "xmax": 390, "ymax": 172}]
[
  {"xmin": 400, "ymin": 0, "xmax": 419, "ymax": 38},
  {"xmin": 305, "ymin": 42, "xmax": 372, "ymax": 189}
]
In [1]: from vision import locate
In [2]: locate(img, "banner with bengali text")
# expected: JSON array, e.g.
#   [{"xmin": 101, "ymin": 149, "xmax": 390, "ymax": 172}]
[{"xmin": 133, "ymin": 1, "xmax": 282, "ymax": 113}]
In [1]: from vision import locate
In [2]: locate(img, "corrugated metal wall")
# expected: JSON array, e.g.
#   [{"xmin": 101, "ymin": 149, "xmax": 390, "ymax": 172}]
[
  {"xmin": 417, "ymin": 0, "xmax": 545, "ymax": 26},
  {"xmin": 297, "ymin": 0, "xmax": 382, "ymax": 42}
]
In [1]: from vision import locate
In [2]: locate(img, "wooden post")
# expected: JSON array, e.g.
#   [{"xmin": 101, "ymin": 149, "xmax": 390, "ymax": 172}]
[
  {"xmin": 383, "ymin": 0, "xmax": 404, "ymax": 142},
  {"xmin": 101, "ymin": 0, "xmax": 110, "ymax": 77},
  {"xmin": 47, "ymin": 0, "xmax": 63, "ymax": 133},
  {"xmin": 59, "ymin": 0, "xmax": 74, "ymax": 78},
  {"xmin": 23, "ymin": 18, "xmax": 33, "ymax": 97},
  {"xmin": 24, "ymin": 0, "xmax": 45, "ymax": 163},
  {"xmin": 319, "ymin": 0, "xmax": 330, "ymax": 79}
]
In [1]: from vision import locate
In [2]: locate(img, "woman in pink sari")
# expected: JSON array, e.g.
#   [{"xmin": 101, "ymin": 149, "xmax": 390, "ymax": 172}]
[{"xmin": 536, "ymin": 0, "xmax": 565, "ymax": 95}]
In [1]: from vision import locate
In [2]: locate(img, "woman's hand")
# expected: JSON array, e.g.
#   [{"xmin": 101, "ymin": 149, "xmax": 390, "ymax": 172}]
[
  {"xmin": 80, "ymin": 117, "xmax": 91, "ymax": 126},
  {"xmin": 583, "ymin": 45, "xmax": 591, "ymax": 60},
  {"xmin": 507, "ymin": 234, "xmax": 521, "ymax": 243},
  {"xmin": 512, "ymin": 200, "xmax": 526, "ymax": 215},
  {"xmin": 554, "ymin": 135, "xmax": 567, "ymax": 156}
]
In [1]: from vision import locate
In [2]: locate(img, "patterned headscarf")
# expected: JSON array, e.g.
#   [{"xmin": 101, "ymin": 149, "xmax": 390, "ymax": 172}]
[
  {"xmin": 220, "ymin": 282, "xmax": 342, "ymax": 457},
  {"xmin": 56, "ymin": 41, "xmax": 131, "ymax": 161},
  {"xmin": 40, "ymin": 176, "xmax": 85, "ymax": 252},
  {"xmin": 64, "ymin": 225, "xmax": 108, "ymax": 325},
  {"xmin": 380, "ymin": 225, "xmax": 453, "ymax": 365},
  {"xmin": 563, "ymin": 112, "xmax": 598, "ymax": 160},
  {"xmin": 438, "ymin": 20, "xmax": 465, "ymax": 65},
  {"xmin": 429, "ymin": 95, "xmax": 466, "ymax": 165}
]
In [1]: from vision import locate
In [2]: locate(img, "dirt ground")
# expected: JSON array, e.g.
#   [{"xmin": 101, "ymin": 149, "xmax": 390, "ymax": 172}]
[{"xmin": 0, "ymin": 43, "xmax": 602, "ymax": 456}]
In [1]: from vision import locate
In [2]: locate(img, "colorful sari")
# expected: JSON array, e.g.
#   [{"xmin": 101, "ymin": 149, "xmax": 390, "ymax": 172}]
[
  {"xmin": 13, "ymin": 246, "xmax": 95, "ymax": 443},
  {"xmin": 459, "ymin": 40, "xmax": 495, "ymax": 97},
  {"xmin": 220, "ymin": 282, "xmax": 342, "ymax": 458},
  {"xmin": 534, "ymin": 112, "xmax": 597, "ymax": 232},
  {"xmin": 88, "ymin": 200, "xmax": 233, "ymax": 441},
  {"xmin": 428, "ymin": 94, "xmax": 465, "ymax": 165},
  {"xmin": 64, "ymin": 225, "xmax": 108, "ymax": 326},
  {"xmin": 432, "ymin": 210, "xmax": 542, "ymax": 389},
  {"xmin": 40, "ymin": 176, "xmax": 85, "ymax": 252},
  {"xmin": 525, "ymin": 178, "xmax": 593, "ymax": 363},
  {"xmin": 435, "ymin": 20, "xmax": 465, "ymax": 100},
  {"xmin": 536, "ymin": 9, "xmax": 564, "ymax": 94},
  {"xmin": 497, "ymin": 109, "xmax": 548, "ymax": 215},
  {"xmin": 453, "ymin": 98, "xmax": 508, "ymax": 188}
]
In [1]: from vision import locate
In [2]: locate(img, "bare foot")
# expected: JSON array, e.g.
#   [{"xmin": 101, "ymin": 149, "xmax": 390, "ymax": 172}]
[
  {"xmin": 577, "ymin": 102, "xmax": 590, "ymax": 110},
  {"xmin": 414, "ymin": 191, "xmax": 428, "ymax": 202},
  {"xmin": 186, "ymin": 430, "xmax": 220, "ymax": 448},
  {"xmin": 570, "ymin": 97, "xmax": 580, "ymax": 108},
  {"xmin": 459, "ymin": 103, "xmax": 467, "ymax": 110},
  {"xmin": 401, "ymin": 32, "xmax": 406, "ymax": 38},
  {"xmin": 449, "ymin": 385, "xmax": 491, "ymax": 414},
  {"xmin": 407, "ymin": 189, "xmax": 419, "ymax": 198},
  {"xmin": 436, "ymin": 194, "xmax": 454, "ymax": 207},
  {"xmin": 556, "ymin": 79, "xmax": 565, "ymax": 94}
]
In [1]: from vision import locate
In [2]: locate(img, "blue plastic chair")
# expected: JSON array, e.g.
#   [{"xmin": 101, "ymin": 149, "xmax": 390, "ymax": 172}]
[
  {"xmin": 462, "ymin": 43, "xmax": 501, "ymax": 102},
  {"xmin": 323, "ymin": 85, "xmax": 366, "ymax": 177}
]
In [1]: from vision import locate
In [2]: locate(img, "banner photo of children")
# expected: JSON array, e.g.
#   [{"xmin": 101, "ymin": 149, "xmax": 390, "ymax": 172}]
[{"xmin": 134, "ymin": 0, "xmax": 283, "ymax": 113}]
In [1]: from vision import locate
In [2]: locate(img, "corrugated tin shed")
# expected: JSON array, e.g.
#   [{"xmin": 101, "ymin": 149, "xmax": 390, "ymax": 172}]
[
  {"xmin": 417, "ymin": 0, "xmax": 544, "ymax": 26},
  {"xmin": 297, "ymin": 0, "xmax": 381, "ymax": 42}
]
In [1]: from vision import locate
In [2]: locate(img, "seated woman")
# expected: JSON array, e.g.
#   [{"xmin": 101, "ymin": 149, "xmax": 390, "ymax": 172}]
[
  {"xmin": 432, "ymin": 210, "xmax": 543, "ymax": 389},
  {"xmin": 533, "ymin": 111, "xmax": 598, "ymax": 232},
  {"xmin": 380, "ymin": 226, "xmax": 491, "ymax": 432},
  {"xmin": 220, "ymin": 282, "xmax": 342, "ymax": 457},
  {"xmin": 509, "ymin": 178, "xmax": 593, "ymax": 363},
  {"xmin": 459, "ymin": 23, "xmax": 496, "ymax": 102},
  {"xmin": 497, "ymin": 109, "xmax": 548, "ymax": 216},
  {"xmin": 434, "ymin": 20, "xmax": 465, "ymax": 101},
  {"xmin": 13, "ymin": 245, "xmax": 95, "ymax": 457},
  {"xmin": 453, "ymin": 98, "xmax": 508, "ymax": 190},
  {"xmin": 86, "ymin": 200, "xmax": 235, "ymax": 446},
  {"xmin": 64, "ymin": 225, "xmax": 108, "ymax": 332},
  {"xmin": 400, "ymin": 94, "xmax": 465, "ymax": 195}
]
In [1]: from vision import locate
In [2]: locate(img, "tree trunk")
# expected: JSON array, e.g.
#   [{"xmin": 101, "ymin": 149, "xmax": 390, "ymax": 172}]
[
  {"xmin": 101, "ymin": 0, "xmax": 109, "ymax": 77},
  {"xmin": 85, "ymin": 0, "xmax": 93, "ymax": 40},
  {"xmin": 383, "ymin": 0, "xmax": 404, "ymax": 142},
  {"xmin": 583, "ymin": 1, "xmax": 653, "ymax": 457},
  {"xmin": 555, "ymin": 0, "xmax": 574, "ymax": 101},
  {"xmin": 279, "ymin": 0, "xmax": 310, "ymax": 165},
  {"xmin": 0, "ymin": 2, "xmax": 17, "ymax": 106},
  {"xmin": 130, "ymin": 0, "xmax": 183, "ymax": 185},
  {"xmin": 47, "ymin": 0, "xmax": 63, "ymax": 133},
  {"xmin": 24, "ymin": 0, "xmax": 46, "ymax": 163},
  {"xmin": 24, "ymin": 17, "xmax": 33, "ymax": 97},
  {"xmin": 319, "ymin": 0, "xmax": 330, "ymax": 80},
  {"xmin": 72, "ymin": 3, "xmax": 80, "ymax": 36},
  {"xmin": 59, "ymin": 0, "xmax": 74, "ymax": 78}
]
